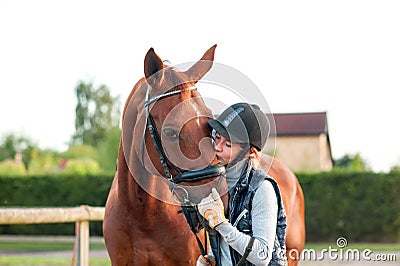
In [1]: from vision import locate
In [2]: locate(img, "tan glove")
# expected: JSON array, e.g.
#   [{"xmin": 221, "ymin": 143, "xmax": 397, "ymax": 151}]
[
  {"xmin": 196, "ymin": 255, "xmax": 216, "ymax": 266},
  {"xmin": 198, "ymin": 188, "xmax": 227, "ymax": 228}
]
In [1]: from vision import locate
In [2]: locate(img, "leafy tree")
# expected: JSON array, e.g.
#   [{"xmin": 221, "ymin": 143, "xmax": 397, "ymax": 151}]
[
  {"xmin": 72, "ymin": 81, "xmax": 120, "ymax": 147},
  {"xmin": 334, "ymin": 153, "xmax": 370, "ymax": 172},
  {"xmin": 389, "ymin": 165, "xmax": 400, "ymax": 173},
  {"xmin": 0, "ymin": 134, "xmax": 35, "ymax": 170},
  {"xmin": 96, "ymin": 126, "xmax": 121, "ymax": 172},
  {"xmin": 0, "ymin": 135, "xmax": 16, "ymax": 161}
]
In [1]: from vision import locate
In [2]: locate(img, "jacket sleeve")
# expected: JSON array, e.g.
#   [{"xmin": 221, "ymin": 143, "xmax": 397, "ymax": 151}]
[{"xmin": 215, "ymin": 180, "xmax": 278, "ymax": 265}]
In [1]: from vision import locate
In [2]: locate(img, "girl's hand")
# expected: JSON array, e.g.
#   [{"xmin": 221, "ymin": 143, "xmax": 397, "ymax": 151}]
[
  {"xmin": 197, "ymin": 188, "xmax": 227, "ymax": 228},
  {"xmin": 196, "ymin": 255, "xmax": 216, "ymax": 266}
]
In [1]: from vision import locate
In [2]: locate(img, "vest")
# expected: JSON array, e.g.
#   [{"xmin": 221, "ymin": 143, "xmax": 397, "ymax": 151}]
[{"xmin": 209, "ymin": 164, "xmax": 288, "ymax": 266}]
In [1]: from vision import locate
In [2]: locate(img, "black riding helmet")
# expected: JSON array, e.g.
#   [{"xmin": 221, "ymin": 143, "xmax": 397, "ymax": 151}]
[{"xmin": 208, "ymin": 103, "xmax": 270, "ymax": 151}]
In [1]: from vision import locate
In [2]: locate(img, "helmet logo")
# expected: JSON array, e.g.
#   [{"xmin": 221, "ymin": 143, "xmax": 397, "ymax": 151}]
[{"xmin": 222, "ymin": 107, "xmax": 244, "ymax": 127}]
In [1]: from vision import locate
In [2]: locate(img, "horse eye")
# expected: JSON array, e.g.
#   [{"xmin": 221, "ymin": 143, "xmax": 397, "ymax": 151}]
[{"xmin": 163, "ymin": 127, "xmax": 179, "ymax": 140}]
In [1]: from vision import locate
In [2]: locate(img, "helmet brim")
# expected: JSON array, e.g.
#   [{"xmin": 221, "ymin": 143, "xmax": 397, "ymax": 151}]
[{"xmin": 208, "ymin": 119, "xmax": 245, "ymax": 144}]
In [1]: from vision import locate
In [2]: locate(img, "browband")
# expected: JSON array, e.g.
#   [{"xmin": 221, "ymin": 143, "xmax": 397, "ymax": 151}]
[{"xmin": 144, "ymin": 86, "xmax": 197, "ymax": 108}]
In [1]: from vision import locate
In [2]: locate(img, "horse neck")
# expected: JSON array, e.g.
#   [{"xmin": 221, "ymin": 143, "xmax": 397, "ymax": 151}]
[
  {"xmin": 116, "ymin": 139, "xmax": 179, "ymax": 221},
  {"xmin": 116, "ymin": 78, "xmax": 151, "ymax": 204}
]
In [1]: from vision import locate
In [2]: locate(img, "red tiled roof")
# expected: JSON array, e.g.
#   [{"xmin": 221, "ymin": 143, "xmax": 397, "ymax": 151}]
[{"xmin": 269, "ymin": 112, "xmax": 328, "ymax": 136}]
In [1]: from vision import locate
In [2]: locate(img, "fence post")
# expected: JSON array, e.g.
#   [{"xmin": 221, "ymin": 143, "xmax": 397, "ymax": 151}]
[{"xmin": 79, "ymin": 220, "xmax": 89, "ymax": 266}]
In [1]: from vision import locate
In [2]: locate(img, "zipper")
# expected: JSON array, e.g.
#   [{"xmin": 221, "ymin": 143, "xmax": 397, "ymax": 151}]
[
  {"xmin": 229, "ymin": 186, "xmax": 240, "ymax": 220},
  {"xmin": 232, "ymin": 209, "xmax": 248, "ymax": 227}
]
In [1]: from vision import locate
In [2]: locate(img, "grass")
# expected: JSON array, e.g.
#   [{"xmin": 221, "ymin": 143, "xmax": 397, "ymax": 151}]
[
  {"xmin": 0, "ymin": 237, "xmax": 109, "ymax": 266},
  {"xmin": 0, "ymin": 257, "xmax": 110, "ymax": 266},
  {"xmin": 0, "ymin": 241, "xmax": 105, "ymax": 252}
]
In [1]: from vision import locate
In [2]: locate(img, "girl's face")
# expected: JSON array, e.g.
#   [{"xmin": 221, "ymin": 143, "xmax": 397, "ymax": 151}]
[{"xmin": 213, "ymin": 132, "xmax": 244, "ymax": 166}]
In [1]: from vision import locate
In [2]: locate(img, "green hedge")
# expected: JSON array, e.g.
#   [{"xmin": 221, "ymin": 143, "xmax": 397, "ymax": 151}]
[
  {"xmin": 1, "ymin": 172, "xmax": 400, "ymax": 242},
  {"xmin": 297, "ymin": 171, "xmax": 400, "ymax": 243},
  {"xmin": 0, "ymin": 175, "xmax": 113, "ymax": 236}
]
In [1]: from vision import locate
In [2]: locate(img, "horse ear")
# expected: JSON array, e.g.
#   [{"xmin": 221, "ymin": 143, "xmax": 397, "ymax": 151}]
[
  {"xmin": 144, "ymin": 48, "xmax": 164, "ymax": 87},
  {"xmin": 185, "ymin": 44, "xmax": 217, "ymax": 83}
]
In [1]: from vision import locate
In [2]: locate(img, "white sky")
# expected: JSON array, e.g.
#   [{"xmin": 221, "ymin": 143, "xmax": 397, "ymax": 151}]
[{"xmin": 1, "ymin": 1, "xmax": 399, "ymax": 172}]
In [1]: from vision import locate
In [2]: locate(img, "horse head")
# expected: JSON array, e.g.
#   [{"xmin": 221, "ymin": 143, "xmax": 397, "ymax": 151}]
[{"xmin": 123, "ymin": 44, "xmax": 228, "ymax": 207}]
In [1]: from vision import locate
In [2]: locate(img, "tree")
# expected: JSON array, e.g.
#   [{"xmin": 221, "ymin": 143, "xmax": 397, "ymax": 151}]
[
  {"xmin": 95, "ymin": 126, "xmax": 121, "ymax": 172},
  {"xmin": 72, "ymin": 81, "xmax": 120, "ymax": 147},
  {"xmin": 334, "ymin": 153, "xmax": 370, "ymax": 172},
  {"xmin": 0, "ymin": 134, "xmax": 35, "ymax": 170},
  {"xmin": 0, "ymin": 134, "xmax": 16, "ymax": 161},
  {"xmin": 389, "ymin": 165, "xmax": 400, "ymax": 173}
]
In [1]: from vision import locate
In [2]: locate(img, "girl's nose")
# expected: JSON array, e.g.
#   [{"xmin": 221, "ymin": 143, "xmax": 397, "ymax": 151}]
[{"xmin": 214, "ymin": 140, "xmax": 223, "ymax": 152}]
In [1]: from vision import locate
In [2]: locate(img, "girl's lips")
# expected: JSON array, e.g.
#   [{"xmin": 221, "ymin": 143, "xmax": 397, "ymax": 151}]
[{"xmin": 216, "ymin": 155, "xmax": 226, "ymax": 165}]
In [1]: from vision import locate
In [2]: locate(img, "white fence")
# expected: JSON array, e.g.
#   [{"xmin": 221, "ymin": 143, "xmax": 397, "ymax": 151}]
[{"xmin": 0, "ymin": 205, "xmax": 105, "ymax": 266}]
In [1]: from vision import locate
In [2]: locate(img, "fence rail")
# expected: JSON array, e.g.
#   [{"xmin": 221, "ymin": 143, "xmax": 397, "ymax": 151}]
[{"xmin": 0, "ymin": 205, "xmax": 105, "ymax": 266}]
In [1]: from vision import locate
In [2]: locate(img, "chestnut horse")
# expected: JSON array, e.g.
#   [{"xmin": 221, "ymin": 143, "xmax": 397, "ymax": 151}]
[{"xmin": 103, "ymin": 45, "xmax": 305, "ymax": 265}]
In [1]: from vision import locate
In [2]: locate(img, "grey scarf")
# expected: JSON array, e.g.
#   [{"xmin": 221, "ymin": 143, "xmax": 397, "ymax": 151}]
[{"xmin": 225, "ymin": 158, "xmax": 250, "ymax": 190}]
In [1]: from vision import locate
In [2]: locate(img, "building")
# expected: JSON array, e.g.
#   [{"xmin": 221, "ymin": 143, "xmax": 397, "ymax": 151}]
[{"xmin": 268, "ymin": 112, "xmax": 333, "ymax": 172}]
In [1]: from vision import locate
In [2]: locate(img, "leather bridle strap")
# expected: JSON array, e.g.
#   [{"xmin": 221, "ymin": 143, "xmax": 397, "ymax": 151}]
[
  {"xmin": 179, "ymin": 205, "xmax": 208, "ymax": 256},
  {"xmin": 147, "ymin": 113, "xmax": 176, "ymax": 180}
]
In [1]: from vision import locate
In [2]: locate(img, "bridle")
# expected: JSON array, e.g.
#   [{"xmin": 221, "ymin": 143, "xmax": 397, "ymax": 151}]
[{"xmin": 143, "ymin": 85, "xmax": 226, "ymax": 256}]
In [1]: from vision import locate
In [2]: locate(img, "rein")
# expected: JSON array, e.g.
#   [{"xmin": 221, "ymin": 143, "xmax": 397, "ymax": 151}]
[{"xmin": 143, "ymin": 85, "xmax": 226, "ymax": 257}]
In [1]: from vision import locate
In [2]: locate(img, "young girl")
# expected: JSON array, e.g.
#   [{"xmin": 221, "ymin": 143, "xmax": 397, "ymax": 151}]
[{"xmin": 197, "ymin": 103, "xmax": 288, "ymax": 266}]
